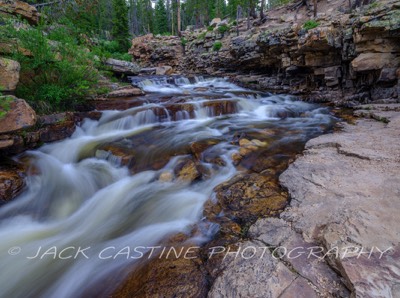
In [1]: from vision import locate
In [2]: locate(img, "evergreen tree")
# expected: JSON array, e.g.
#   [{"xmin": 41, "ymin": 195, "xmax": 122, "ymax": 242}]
[
  {"xmin": 112, "ymin": 0, "xmax": 130, "ymax": 51},
  {"xmin": 155, "ymin": 0, "xmax": 169, "ymax": 34}
]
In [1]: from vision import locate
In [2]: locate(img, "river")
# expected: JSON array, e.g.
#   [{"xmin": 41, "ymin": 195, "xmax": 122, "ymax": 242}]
[{"xmin": 0, "ymin": 76, "xmax": 336, "ymax": 297}]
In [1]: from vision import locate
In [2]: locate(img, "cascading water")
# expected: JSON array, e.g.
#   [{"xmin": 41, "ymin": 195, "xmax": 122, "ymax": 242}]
[{"xmin": 0, "ymin": 77, "xmax": 336, "ymax": 298}]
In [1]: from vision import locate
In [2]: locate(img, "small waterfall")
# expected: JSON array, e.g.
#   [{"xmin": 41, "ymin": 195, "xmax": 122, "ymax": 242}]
[{"xmin": 0, "ymin": 76, "xmax": 336, "ymax": 298}]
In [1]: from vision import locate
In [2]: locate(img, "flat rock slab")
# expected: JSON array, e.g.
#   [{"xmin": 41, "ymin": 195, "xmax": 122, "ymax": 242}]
[{"xmin": 279, "ymin": 105, "xmax": 400, "ymax": 297}]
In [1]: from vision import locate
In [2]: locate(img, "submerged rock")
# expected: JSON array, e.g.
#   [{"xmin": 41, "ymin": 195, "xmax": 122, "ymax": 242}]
[{"xmin": 0, "ymin": 159, "xmax": 25, "ymax": 201}]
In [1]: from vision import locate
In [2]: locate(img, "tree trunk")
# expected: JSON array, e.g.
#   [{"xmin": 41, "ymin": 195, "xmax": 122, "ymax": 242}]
[
  {"xmin": 177, "ymin": 0, "xmax": 181, "ymax": 36},
  {"xmin": 313, "ymin": 0, "xmax": 317, "ymax": 17},
  {"xmin": 236, "ymin": 5, "xmax": 241, "ymax": 37},
  {"xmin": 260, "ymin": 0, "xmax": 265, "ymax": 20}
]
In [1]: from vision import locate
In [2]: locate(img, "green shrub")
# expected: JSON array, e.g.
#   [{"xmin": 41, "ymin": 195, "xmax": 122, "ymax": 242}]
[
  {"xmin": 181, "ymin": 37, "xmax": 188, "ymax": 47},
  {"xmin": 213, "ymin": 41, "xmax": 222, "ymax": 51},
  {"xmin": 7, "ymin": 21, "xmax": 99, "ymax": 113},
  {"xmin": 207, "ymin": 26, "xmax": 214, "ymax": 31},
  {"xmin": 91, "ymin": 40, "xmax": 132, "ymax": 62},
  {"xmin": 0, "ymin": 95, "xmax": 13, "ymax": 120},
  {"xmin": 218, "ymin": 24, "xmax": 230, "ymax": 35},
  {"xmin": 303, "ymin": 20, "xmax": 319, "ymax": 31},
  {"xmin": 197, "ymin": 32, "xmax": 207, "ymax": 40}
]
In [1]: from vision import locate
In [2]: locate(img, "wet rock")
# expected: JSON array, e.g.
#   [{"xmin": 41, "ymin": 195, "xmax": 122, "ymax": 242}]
[
  {"xmin": 159, "ymin": 171, "xmax": 174, "ymax": 182},
  {"xmin": 37, "ymin": 112, "xmax": 75, "ymax": 143},
  {"xmin": 0, "ymin": 58, "xmax": 20, "ymax": 91},
  {"xmin": 0, "ymin": 96, "xmax": 36, "ymax": 134},
  {"xmin": 113, "ymin": 237, "xmax": 208, "ymax": 298},
  {"xmin": 214, "ymin": 173, "xmax": 288, "ymax": 222},
  {"xmin": 0, "ymin": 0, "xmax": 39, "ymax": 25},
  {"xmin": 105, "ymin": 58, "xmax": 140, "ymax": 76},
  {"xmin": 190, "ymin": 139, "xmax": 221, "ymax": 160},
  {"xmin": 0, "ymin": 159, "xmax": 25, "ymax": 201},
  {"xmin": 174, "ymin": 158, "xmax": 201, "ymax": 182}
]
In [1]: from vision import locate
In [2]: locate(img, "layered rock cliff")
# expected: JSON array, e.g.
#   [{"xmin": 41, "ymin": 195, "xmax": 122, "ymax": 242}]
[{"xmin": 130, "ymin": 0, "xmax": 400, "ymax": 105}]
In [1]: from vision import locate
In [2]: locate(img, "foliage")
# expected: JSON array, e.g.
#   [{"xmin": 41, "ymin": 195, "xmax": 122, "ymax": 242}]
[
  {"xmin": 218, "ymin": 24, "xmax": 230, "ymax": 35},
  {"xmin": 303, "ymin": 20, "xmax": 319, "ymax": 31},
  {"xmin": 112, "ymin": 0, "xmax": 130, "ymax": 52},
  {"xmin": 181, "ymin": 37, "xmax": 188, "ymax": 46},
  {"xmin": 154, "ymin": 0, "xmax": 169, "ymax": 35},
  {"xmin": 3, "ymin": 20, "xmax": 99, "ymax": 113},
  {"xmin": 0, "ymin": 94, "xmax": 13, "ymax": 120},
  {"xmin": 91, "ymin": 40, "xmax": 132, "ymax": 61},
  {"xmin": 197, "ymin": 31, "xmax": 207, "ymax": 40},
  {"xmin": 213, "ymin": 41, "xmax": 222, "ymax": 51}
]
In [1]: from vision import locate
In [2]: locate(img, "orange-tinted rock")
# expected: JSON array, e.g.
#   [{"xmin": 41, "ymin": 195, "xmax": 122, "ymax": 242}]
[
  {"xmin": 0, "ymin": 0, "xmax": 39, "ymax": 25},
  {"xmin": 190, "ymin": 139, "xmax": 220, "ymax": 160},
  {"xmin": 0, "ymin": 159, "xmax": 25, "ymax": 201},
  {"xmin": 0, "ymin": 97, "xmax": 36, "ymax": 134},
  {"xmin": 175, "ymin": 158, "xmax": 201, "ymax": 182},
  {"xmin": 112, "ymin": 240, "xmax": 208, "ymax": 298},
  {"xmin": 214, "ymin": 173, "xmax": 288, "ymax": 222}
]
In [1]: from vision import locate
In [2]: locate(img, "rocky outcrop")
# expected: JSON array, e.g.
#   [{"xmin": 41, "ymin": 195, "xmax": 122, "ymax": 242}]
[
  {"xmin": 279, "ymin": 104, "xmax": 400, "ymax": 297},
  {"xmin": 0, "ymin": 0, "xmax": 39, "ymax": 25},
  {"xmin": 0, "ymin": 96, "xmax": 36, "ymax": 133},
  {"xmin": 129, "ymin": 0, "xmax": 400, "ymax": 105},
  {"xmin": 0, "ymin": 111, "xmax": 76, "ymax": 156},
  {"xmin": 0, "ymin": 58, "xmax": 20, "ymax": 92},
  {"xmin": 105, "ymin": 58, "xmax": 141, "ymax": 76},
  {"xmin": 129, "ymin": 34, "xmax": 184, "ymax": 70}
]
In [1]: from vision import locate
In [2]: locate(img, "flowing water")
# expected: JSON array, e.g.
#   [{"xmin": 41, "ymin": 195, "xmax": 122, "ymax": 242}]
[{"xmin": 0, "ymin": 77, "xmax": 336, "ymax": 297}]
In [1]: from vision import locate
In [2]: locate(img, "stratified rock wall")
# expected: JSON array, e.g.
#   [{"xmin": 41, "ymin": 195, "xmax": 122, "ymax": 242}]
[{"xmin": 130, "ymin": 0, "xmax": 400, "ymax": 105}]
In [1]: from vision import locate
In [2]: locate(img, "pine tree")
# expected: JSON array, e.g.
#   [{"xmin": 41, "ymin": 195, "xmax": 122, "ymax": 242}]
[
  {"xmin": 112, "ymin": 0, "xmax": 130, "ymax": 51},
  {"xmin": 155, "ymin": 0, "xmax": 169, "ymax": 34}
]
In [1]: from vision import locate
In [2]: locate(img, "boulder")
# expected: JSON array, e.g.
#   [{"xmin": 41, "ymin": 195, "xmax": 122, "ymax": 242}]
[
  {"xmin": 0, "ymin": 0, "xmax": 39, "ymax": 25},
  {"xmin": 0, "ymin": 58, "xmax": 20, "ymax": 91},
  {"xmin": 209, "ymin": 18, "xmax": 221, "ymax": 27},
  {"xmin": 105, "ymin": 58, "xmax": 140, "ymax": 75},
  {"xmin": 155, "ymin": 65, "xmax": 173, "ymax": 75},
  {"xmin": 351, "ymin": 53, "xmax": 399, "ymax": 72},
  {"xmin": 0, "ymin": 96, "xmax": 36, "ymax": 134}
]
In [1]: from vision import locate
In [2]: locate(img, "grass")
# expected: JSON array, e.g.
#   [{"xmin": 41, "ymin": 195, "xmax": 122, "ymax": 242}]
[
  {"xmin": 213, "ymin": 41, "xmax": 222, "ymax": 51},
  {"xmin": 303, "ymin": 20, "xmax": 319, "ymax": 31}
]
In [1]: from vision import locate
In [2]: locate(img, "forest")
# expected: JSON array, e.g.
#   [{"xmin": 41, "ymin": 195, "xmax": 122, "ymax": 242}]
[{"xmin": 26, "ymin": 0, "xmax": 293, "ymax": 46}]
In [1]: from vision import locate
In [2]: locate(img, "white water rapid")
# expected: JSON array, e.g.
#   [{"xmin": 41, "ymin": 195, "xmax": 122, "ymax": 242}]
[{"xmin": 0, "ymin": 77, "xmax": 335, "ymax": 297}]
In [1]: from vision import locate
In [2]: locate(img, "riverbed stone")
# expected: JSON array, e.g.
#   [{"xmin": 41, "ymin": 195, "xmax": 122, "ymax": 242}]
[{"xmin": 0, "ymin": 159, "xmax": 25, "ymax": 201}]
